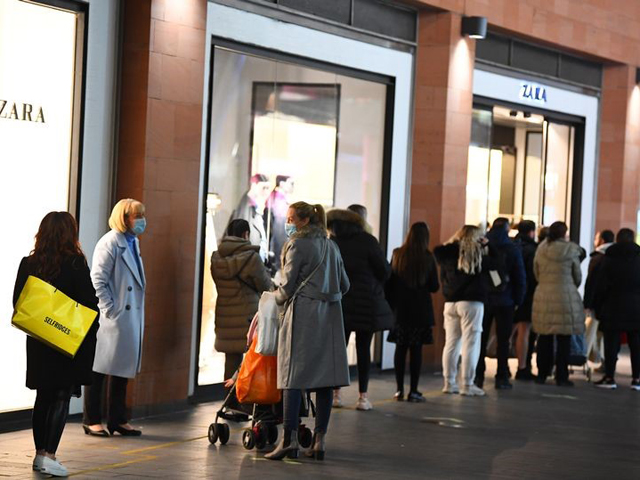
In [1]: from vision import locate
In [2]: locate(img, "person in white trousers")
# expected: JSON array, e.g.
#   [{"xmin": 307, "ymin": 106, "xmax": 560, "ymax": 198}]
[{"xmin": 435, "ymin": 225, "xmax": 492, "ymax": 397}]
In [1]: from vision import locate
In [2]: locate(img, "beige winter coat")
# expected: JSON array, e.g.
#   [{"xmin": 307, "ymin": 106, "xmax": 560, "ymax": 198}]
[
  {"xmin": 210, "ymin": 237, "xmax": 273, "ymax": 354},
  {"xmin": 532, "ymin": 239, "xmax": 585, "ymax": 336}
]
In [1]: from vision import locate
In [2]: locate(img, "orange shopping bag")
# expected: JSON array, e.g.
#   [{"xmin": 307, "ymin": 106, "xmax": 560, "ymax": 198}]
[{"xmin": 236, "ymin": 337, "xmax": 281, "ymax": 405}]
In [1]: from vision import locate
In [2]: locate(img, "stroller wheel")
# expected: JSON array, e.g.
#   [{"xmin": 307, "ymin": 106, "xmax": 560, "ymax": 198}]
[
  {"xmin": 219, "ymin": 423, "xmax": 230, "ymax": 445},
  {"xmin": 242, "ymin": 429, "xmax": 256, "ymax": 450},
  {"xmin": 298, "ymin": 426, "xmax": 313, "ymax": 449},
  {"xmin": 208, "ymin": 423, "xmax": 218, "ymax": 445},
  {"xmin": 267, "ymin": 424, "xmax": 278, "ymax": 445}
]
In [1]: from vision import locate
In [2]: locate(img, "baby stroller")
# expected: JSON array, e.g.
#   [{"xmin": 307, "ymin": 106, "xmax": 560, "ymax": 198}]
[{"xmin": 207, "ymin": 374, "xmax": 316, "ymax": 450}]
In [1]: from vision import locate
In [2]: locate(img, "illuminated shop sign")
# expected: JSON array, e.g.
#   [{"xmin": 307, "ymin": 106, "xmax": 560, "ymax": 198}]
[{"xmin": 519, "ymin": 83, "xmax": 547, "ymax": 104}]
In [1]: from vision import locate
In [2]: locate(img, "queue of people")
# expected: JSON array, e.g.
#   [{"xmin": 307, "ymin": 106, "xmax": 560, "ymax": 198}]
[{"xmin": 13, "ymin": 193, "xmax": 640, "ymax": 475}]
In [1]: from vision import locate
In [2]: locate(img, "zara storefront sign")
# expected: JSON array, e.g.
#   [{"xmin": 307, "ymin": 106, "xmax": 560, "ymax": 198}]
[
  {"xmin": 0, "ymin": 100, "xmax": 45, "ymax": 122},
  {"xmin": 519, "ymin": 83, "xmax": 547, "ymax": 104}
]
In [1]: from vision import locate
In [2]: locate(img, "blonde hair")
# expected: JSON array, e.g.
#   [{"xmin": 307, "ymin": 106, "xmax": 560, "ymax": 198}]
[
  {"xmin": 108, "ymin": 198, "xmax": 145, "ymax": 233},
  {"xmin": 290, "ymin": 201, "xmax": 327, "ymax": 230},
  {"xmin": 448, "ymin": 225, "xmax": 483, "ymax": 275}
]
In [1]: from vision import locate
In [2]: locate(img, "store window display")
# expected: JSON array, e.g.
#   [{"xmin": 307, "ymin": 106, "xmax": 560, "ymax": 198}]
[{"xmin": 197, "ymin": 46, "xmax": 388, "ymax": 386}]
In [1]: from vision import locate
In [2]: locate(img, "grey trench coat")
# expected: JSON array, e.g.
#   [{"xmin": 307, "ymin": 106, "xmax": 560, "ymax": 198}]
[{"xmin": 275, "ymin": 224, "xmax": 351, "ymax": 390}]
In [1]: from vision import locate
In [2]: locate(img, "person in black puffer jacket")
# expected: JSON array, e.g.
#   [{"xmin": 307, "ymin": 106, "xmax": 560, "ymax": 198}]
[
  {"xmin": 435, "ymin": 225, "xmax": 492, "ymax": 397},
  {"xmin": 327, "ymin": 209, "xmax": 393, "ymax": 410},
  {"xmin": 475, "ymin": 217, "xmax": 526, "ymax": 390},
  {"xmin": 593, "ymin": 228, "xmax": 640, "ymax": 390}
]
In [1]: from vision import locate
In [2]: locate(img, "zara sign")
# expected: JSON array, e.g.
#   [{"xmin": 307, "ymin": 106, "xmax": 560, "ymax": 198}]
[{"xmin": 519, "ymin": 83, "xmax": 548, "ymax": 104}]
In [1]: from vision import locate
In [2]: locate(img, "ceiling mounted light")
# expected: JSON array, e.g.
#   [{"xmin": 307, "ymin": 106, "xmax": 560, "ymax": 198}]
[{"xmin": 461, "ymin": 16, "xmax": 487, "ymax": 39}]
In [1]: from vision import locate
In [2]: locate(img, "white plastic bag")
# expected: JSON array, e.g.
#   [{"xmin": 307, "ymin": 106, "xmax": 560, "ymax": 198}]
[{"xmin": 255, "ymin": 291, "xmax": 279, "ymax": 356}]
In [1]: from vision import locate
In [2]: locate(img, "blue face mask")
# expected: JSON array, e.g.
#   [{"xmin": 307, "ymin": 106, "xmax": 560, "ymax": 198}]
[
  {"xmin": 285, "ymin": 223, "xmax": 297, "ymax": 238},
  {"xmin": 131, "ymin": 218, "xmax": 147, "ymax": 236}
]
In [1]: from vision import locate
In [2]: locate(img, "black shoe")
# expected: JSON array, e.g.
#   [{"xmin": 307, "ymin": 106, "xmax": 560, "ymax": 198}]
[
  {"xmin": 474, "ymin": 377, "xmax": 484, "ymax": 389},
  {"xmin": 594, "ymin": 377, "xmax": 617, "ymax": 389},
  {"xmin": 407, "ymin": 391, "xmax": 426, "ymax": 403},
  {"xmin": 494, "ymin": 378, "xmax": 513, "ymax": 390},
  {"xmin": 534, "ymin": 376, "xmax": 547, "ymax": 385},
  {"xmin": 83, "ymin": 425, "xmax": 109, "ymax": 437},
  {"xmin": 515, "ymin": 369, "xmax": 536, "ymax": 381},
  {"xmin": 556, "ymin": 379, "xmax": 574, "ymax": 387},
  {"xmin": 394, "ymin": 391, "xmax": 404, "ymax": 401},
  {"xmin": 108, "ymin": 425, "xmax": 142, "ymax": 436},
  {"xmin": 631, "ymin": 379, "xmax": 640, "ymax": 392}
]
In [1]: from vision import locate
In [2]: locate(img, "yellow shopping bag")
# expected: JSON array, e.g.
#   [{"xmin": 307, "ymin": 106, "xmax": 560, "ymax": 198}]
[{"xmin": 12, "ymin": 275, "xmax": 98, "ymax": 358}]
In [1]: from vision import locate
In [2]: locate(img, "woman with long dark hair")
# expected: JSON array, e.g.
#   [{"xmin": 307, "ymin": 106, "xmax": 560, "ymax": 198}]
[
  {"xmin": 386, "ymin": 222, "xmax": 439, "ymax": 402},
  {"xmin": 13, "ymin": 212, "xmax": 99, "ymax": 477}
]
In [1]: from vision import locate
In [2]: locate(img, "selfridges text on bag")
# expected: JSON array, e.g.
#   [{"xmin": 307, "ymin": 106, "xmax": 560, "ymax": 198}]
[
  {"xmin": 255, "ymin": 291, "xmax": 279, "ymax": 356},
  {"xmin": 12, "ymin": 275, "xmax": 98, "ymax": 358}
]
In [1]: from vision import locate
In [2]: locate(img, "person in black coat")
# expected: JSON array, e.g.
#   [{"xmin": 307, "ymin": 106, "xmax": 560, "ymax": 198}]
[
  {"xmin": 592, "ymin": 228, "xmax": 640, "ymax": 390},
  {"xmin": 475, "ymin": 217, "xmax": 526, "ymax": 390},
  {"xmin": 386, "ymin": 222, "xmax": 439, "ymax": 403},
  {"xmin": 12, "ymin": 212, "xmax": 99, "ymax": 476},
  {"xmin": 513, "ymin": 220, "xmax": 538, "ymax": 380},
  {"xmin": 327, "ymin": 209, "xmax": 393, "ymax": 410}
]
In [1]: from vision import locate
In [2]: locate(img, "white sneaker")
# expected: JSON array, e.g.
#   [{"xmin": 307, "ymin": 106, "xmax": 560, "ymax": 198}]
[
  {"xmin": 442, "ymin": 382, "xmax": 460, "ymax": 394},
  {"xmin": 461, "ymin": 385, "xmax": 486, "ymax": 397},
  {"xmin": 32, "ymin": 454, "xmax": 44, "ymax": 471},
  {"xmin": 332, "ymin": 391, "xmax": 343, "ymax": 408},
  {"xmin": 39, "ymin": 456, "xmax": 68, "ymax": 477},
  {"xmin": 355, "ymin": 397, "xmax": 372, "ymax": 411}
]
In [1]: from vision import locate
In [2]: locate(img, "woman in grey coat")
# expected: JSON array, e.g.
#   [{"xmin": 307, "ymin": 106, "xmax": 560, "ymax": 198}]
[
  {"xmin": 532, "ymin": 221, "xmax": 585, "ymax": 387},
  {"xmin": 265, "ymin": 202, "xmax": 350, "ymax": 462}
]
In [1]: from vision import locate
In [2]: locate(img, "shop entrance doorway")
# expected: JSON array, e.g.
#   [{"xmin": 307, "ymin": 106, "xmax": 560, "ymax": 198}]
[{"xmin": 465, "ymin": 100, "xmax": 584, "ymax": 238}]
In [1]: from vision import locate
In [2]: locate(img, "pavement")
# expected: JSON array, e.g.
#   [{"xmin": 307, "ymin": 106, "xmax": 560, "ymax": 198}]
[{"xmin": 1, "ymin": 354, "xmax": 640, "ymax": 479}]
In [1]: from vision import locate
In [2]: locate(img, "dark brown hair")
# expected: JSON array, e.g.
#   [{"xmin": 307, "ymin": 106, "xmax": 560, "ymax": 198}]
[
  {"xmin": 30, "ymin": 212, "xmax": 85, "ymax": 281},
  {"xmin": 548, "ymin": 221, "xmax": 568, "ymax": 242},
  {"xmin": 392, "ymin": 222, "xmax": 431, "ymax": 288}
]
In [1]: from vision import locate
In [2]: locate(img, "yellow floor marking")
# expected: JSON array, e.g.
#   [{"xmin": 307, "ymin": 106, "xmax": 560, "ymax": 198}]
[{"xmin": 68, "ymin": 435, "xmax": 207, "ymax": 477}]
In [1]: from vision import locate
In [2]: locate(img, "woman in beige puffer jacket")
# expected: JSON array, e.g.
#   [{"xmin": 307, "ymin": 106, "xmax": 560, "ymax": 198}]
[
  {"xmin": 532, "ymin": 221, "xmax": 585, "ymax": 386},
  {"xmin": 211, "ymin": 219, "xmax": 273, "ymax": 380}
]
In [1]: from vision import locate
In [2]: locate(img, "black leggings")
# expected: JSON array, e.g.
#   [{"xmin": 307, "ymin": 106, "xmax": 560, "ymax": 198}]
[
  {"xmin": 394, "ymin": 344, "xmax": 423, "ymax": 393},
  {"xmin": 604, "ymin": 330, "xmax": 640, "ymax": 379},
  {"xmin": 345, "ymin": 330, "xmax": 374, "ymax": 393},
  {"xmin": 33, "ymin": 388, "xmax": 72, "ymax": 454}
]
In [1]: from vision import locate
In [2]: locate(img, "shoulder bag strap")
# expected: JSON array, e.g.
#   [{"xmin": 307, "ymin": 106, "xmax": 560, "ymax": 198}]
[{"xmin": 290, "ymin": 238, "xmax": 328, "ymax": 302}]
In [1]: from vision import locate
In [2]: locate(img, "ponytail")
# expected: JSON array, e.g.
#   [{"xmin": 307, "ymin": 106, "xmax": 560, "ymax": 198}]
[
  {"xmin": 290, "ymin": 201, "xmax": 327, "ymax": 229},
  {"xmin": 313, "ymin": 204, "xmax": 327, "ymax": 229}
]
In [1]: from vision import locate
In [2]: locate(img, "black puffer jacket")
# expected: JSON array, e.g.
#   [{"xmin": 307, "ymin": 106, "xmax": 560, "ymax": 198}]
[
  {"xmin": 593, "ymin": 241, "xmax": 640, "ymax": 332},
  {"xmin": 583, "ymin": 243, "xmax": 612, "ymax": 310},
  {"xmin": 327, "ymin": 209, "xmax": 393, "ymax": 332},
  {"xmin": 434, "ymin": 242, "xmax": 490, "ymax": 303}
]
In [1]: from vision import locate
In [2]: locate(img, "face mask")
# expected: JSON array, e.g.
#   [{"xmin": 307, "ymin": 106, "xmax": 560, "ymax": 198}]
[
  {"xmin": 131, "ymin": 218, "xmax": 147, "ymax": 236},
  {"xmin": 285, "ymin": 223, "xmax": 297, "ymax": 238}
]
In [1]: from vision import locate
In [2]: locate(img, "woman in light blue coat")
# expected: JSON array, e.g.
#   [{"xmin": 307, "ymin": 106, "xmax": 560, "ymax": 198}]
[{"xmin": 83, "ymin": 199, "xmax": 147, "ymax": 437}]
